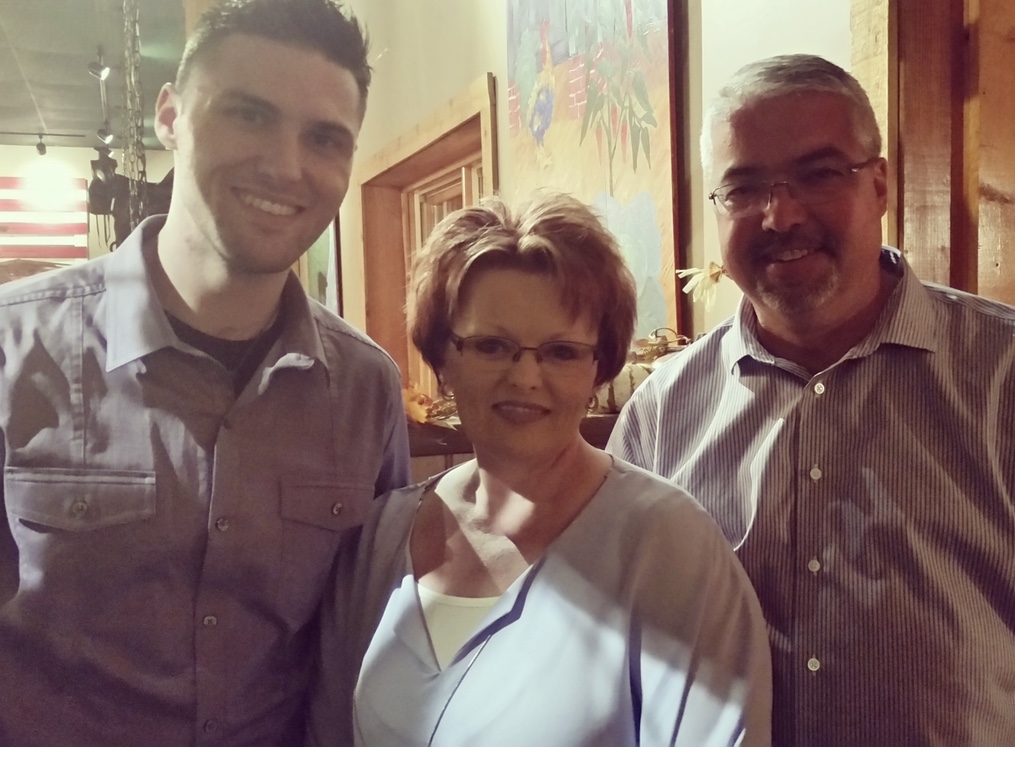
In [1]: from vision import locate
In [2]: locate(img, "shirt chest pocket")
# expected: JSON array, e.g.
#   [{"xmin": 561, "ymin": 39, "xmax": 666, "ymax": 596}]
[
  {"xmin": 4, "ymin": 467, "xmax": 157, "ymax": 604},
  {"xmin": 4, "ymin": 466, "xmax": 156, "ymax": 532},
  {"xmin": 279, "ymin": 479, "xmax": 373, "ymax": 532},
  {"xmin": 276, "ymin": 478, "xmax": 374, "ymax": 624}
]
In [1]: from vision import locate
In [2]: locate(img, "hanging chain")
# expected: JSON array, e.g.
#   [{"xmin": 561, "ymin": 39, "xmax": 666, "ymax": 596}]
[{"xmin": 122, "ymin": 0, "xmax": 148, "ymax": 229}]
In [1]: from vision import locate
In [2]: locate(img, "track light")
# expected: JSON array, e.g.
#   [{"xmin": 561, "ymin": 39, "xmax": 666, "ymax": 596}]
[
  {"xmin": 97, "ymin": 124, "xmax": 113, "ymax": 145},
  {"xmin": 88, "ymin": 46, "xmax": 110, "ymax": 81},
  {"xmin": 36, "ymin": 135, "xmax": 46, "ymax": 156},
  {"xmin": 88, "ymin": 61, "xmax": 110, "ymax": 80}
]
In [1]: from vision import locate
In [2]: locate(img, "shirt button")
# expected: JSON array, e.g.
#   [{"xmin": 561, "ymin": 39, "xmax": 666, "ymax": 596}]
[
  {"xmin": 814, "ymin": 382, "xmax": 826, "ymax": 395},
  {"xmin": 70, "ymin": 499, "xmax": 89, "ymax": 518},
  {"xmin": 807, "ymin": 558, "xmax": 821, "ymax": 573},
  {"xmin": 807, "ymin": 657, "xmax": 821, "ymax": 672},
  {"xmin": 203, "ymin": 615, "xmax": 218, "ymax": 627},
  {"xmin": 204, "ymin": 719, "xmax": 218, "ymax": 734},
  {"xmin": 215, "ymin": 517, "xmax": 230, "ymax": 532},
  {"xmin": 809, "ymin": 466, "xmax": 823, "ymax": 481},
  {"xmin": 331, "ymin": 502, "xmax": 343, "ymax": 515}
]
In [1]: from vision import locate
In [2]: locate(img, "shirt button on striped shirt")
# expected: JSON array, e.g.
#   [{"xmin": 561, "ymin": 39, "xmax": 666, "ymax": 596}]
[
  {"xmin": 807, "ymin": 657, "xmax": 821, "ymax": 672},
  {"xmin": 809, "ymin": 466, "xmax": 823, "ymax": 481},
  {"xmin": 814, "ymin": 381, "xmax": 826, "ymax": 395},
  {"xmin": 807, "ymin": 558, "xmax": 821, "ymax": 573}
]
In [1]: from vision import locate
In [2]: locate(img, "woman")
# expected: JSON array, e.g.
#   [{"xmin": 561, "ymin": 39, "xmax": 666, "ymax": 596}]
[{"xmin": 309, "ymin": 192, "xmax": 771, "ymax": 746}]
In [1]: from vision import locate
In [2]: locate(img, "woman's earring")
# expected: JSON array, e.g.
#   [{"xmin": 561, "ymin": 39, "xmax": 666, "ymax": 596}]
[
  {"xmin": 586, "ymin": 395, "xmax": 598, "ymax": 412},
  {"xmin": 438, "ymin": 381, "xmax": 455, "ymax": 400}
]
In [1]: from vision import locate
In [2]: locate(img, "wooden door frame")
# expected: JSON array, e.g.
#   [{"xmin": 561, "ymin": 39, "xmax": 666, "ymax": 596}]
[{"xmin": 360, "ymin": 74, "xmax": 498, "ymax": 378}]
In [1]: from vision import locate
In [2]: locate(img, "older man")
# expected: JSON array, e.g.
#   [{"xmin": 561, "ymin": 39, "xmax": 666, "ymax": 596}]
[
  {"xmin": 609, "ymin": 54, "xmax": 1015, "ymax": 745},
  {"xmin": 0, "ymin": 0, "xmax": 408, "ymax": 745}
]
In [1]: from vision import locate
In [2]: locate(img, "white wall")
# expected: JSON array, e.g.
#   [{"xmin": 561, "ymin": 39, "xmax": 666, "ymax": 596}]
[
  {"xmin": 341, "ymin": 0, "xmax": 509, "ymax": 329},
  {"xmin": 691, "ymin": 0, "xmax": 852, "ymax": 331}
]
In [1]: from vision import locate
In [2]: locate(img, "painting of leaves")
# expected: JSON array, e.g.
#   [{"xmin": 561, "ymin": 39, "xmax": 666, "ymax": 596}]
[{"xmin": 507, "ymin": 0, "xmax": 676, "ymax": 338}]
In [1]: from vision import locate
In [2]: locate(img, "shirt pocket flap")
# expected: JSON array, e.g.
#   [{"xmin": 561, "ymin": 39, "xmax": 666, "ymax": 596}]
[
  {"xmin": 4, "ymin": 467, "xmax": 156, "ymax": 532},
  {"xmin": 279, "ymin": 479, "xmax": 373, "ymax": 532}
]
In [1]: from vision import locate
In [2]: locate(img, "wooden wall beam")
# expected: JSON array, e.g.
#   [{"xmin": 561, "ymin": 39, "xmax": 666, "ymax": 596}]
[
  {"xmin": 975, "ymin": 0, "xmax": 1015, "ymax": 302},
  {"xmin": 362, "ymin": 185, "xmax": 409, "ymax": 375},
  {"xmin": 896, "ymin": 0, "xmax": 965, "ymax": 287}
]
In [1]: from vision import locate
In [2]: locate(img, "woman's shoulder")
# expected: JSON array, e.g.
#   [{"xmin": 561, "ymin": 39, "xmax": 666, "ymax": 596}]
[
  {"xmin": 549, "ymin": 458, "xmax": 716, "ymax": 568},
  {"xmin": 552, "ymin": 458, "xmax": 759, "ymax": 638},
  {"xmin": 604, "ymin": 457, "xmax": 709, "ymax": 517},
  {"xmin": 587, "ymin": 458, "xmax": 736, "ymax": 567},
  {"xmin": 368, "ymin": 480, "xmax": 424, "ymax": 530},
  {"xmin": 362, "ymin": 464, "xmax": 467, "ymax": 563},
  {"xmin": 372, "ymin": 479, "xmax": 431, "ymax": 515}
]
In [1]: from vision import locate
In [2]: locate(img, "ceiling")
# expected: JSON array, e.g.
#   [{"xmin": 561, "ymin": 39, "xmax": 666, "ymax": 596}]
[{"xmin": 0, "ymin": 0, "xmax": 186, "ymax": 152}]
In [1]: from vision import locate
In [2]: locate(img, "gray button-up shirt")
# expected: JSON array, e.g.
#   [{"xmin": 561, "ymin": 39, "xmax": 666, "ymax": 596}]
[
  {"xmin": 609, "ymin": 250, "xmax": 1015, "ymax": 746},
  {"xmin": 0, "ymin": 217, "xmax": 410, "ymax": 745}
]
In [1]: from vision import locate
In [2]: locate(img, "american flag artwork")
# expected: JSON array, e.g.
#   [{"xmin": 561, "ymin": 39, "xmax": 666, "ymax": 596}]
[{"xmin": 0, "ymin": 175, "xmax": 88, "ymax": 259}]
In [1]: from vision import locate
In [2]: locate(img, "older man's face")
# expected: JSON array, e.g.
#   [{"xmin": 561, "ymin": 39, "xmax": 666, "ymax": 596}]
[{"xmin": 708, "ymin": 91, "xmax": 888, "ymax": 329}]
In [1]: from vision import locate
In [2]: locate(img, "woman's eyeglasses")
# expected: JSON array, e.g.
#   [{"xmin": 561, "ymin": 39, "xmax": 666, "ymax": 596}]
[{"xmin": 449, "ymin": 333, "xmax": 598, "ymax": 373}]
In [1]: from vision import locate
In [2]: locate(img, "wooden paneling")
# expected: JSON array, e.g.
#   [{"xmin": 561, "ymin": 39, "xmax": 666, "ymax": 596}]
[
  {"xmin": 852, "ymin": 0, "xmax": 1015, "ymax": 306},
  {"xmin": 897, "ymin": 0, "xmax": 965, "ymax": 287},
  {"xmin": 362, "ymin": 185, "xmax": 408, "ymax": 373},
  {"xmin": 975, "ymin": 0, "xmax": 1015, "ymax": 303}
]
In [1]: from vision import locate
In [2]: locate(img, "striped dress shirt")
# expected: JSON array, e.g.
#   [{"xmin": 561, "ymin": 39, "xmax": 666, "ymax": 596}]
[{"xmin": 607, "ymin": 249, "xmax": 1015, "ymax": 746}]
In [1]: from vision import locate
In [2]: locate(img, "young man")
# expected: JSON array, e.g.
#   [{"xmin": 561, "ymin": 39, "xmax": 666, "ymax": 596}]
[
  {"xmin": 0, "ymin": 0, "xmax": 409, "ymax": 745},
  {"xmin": 609, "ymin": 54, "xmax": 1015, "ymax": 745}
]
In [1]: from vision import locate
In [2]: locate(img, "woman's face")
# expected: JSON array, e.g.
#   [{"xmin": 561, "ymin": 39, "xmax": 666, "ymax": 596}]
[{"xmin": 441, "ymin": 266, "xmax": 599, "ymax": 468}]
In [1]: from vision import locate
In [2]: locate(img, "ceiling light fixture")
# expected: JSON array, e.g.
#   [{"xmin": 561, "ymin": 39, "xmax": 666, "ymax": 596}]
[
  {"xmin": 88, "ymin": 46, "xmax": 110, "ymax": 81},
  {"xmin": 97, "ymin": 124, "xmax": 113, "ymax": 145},
  {"xmin": 36, "ymin": 134, "xmax": 46, "ymax": 156}
]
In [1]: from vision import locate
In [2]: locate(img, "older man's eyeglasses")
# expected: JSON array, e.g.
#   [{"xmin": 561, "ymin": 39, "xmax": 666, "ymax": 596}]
[
  {"xmin": 708, "ymin": 157, "xmax": 880, "ymax": 218},
  {"xmin": 449, "ymin": 333, "xmax": 598, "ymax": 372}
]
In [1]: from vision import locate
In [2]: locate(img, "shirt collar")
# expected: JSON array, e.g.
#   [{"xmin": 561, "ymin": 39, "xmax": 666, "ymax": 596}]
[
  {"xmin": 104, "ymin": 216, "xmax": 178, "ymax": 371},
  {"xmin": 274, "ymin": 273, "xmax": 328, "ymax": 366},
  {"xmin": 849, "ymin": 247, "xmax": 938, "ymax": 358},
  {"xmin": 721, "ymin": 246, "xmax": 937, "ymax": 375},
  {"xmin": 105, "ymin": 215, "xmax": 327, "ymax": 372}
]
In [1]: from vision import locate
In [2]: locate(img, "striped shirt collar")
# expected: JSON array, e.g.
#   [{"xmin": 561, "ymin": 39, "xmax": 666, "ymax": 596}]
[{"xmin": 722, "ymin": 247, "xmax": 938, "ymax": 376}]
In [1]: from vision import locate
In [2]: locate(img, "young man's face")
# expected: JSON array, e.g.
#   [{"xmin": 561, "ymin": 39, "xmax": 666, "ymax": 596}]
[
  {"xmin": 708, "ymin": 91, "xmax": 888, "ymax": 329},
  {"xmin": 155, "ymin": 33, "xmax": 363, "ymax": 276}
]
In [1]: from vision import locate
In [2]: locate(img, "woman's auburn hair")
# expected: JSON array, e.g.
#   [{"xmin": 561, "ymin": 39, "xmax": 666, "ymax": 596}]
[{"xmin": 408, "ymin": 191, "xmax": 638, "ymax": 387}]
